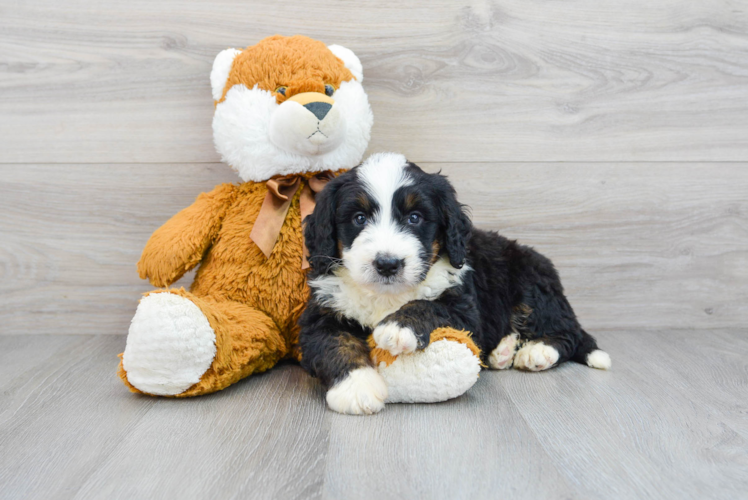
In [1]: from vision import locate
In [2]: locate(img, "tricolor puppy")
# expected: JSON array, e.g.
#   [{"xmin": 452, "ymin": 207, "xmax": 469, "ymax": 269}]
[{"xmin": 299, "ymin": 153, "xmax": 611, "ymax": 415}]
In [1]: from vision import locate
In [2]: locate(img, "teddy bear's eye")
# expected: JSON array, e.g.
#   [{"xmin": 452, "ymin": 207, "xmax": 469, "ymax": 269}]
[
  {"xmin": 324, "ymin": 84, "xmax": 335, "ymax": 97},
  {"xmin": 276, "ymin": 86, "xmax": 287, "ymax": 96}
]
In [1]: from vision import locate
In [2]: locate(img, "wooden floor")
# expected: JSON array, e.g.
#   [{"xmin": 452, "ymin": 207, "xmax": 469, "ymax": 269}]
[
  {"xmin": 2, "ymin": 0, "xmax": 748, "ymax": 498},
  {"xmin": 1, "ymin": 330, "xmax": 746, "ymax": 500}
]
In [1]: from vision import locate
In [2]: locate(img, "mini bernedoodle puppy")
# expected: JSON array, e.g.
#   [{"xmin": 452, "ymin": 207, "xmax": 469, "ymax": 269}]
[{"xmin": 299, "ymin": 152, "xmax": 611, "ymax": 414}]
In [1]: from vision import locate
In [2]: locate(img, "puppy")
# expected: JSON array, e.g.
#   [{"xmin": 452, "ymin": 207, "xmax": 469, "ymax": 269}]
[{"xmin": 299, "ymin": 152, "xmax": 611, "ymax": 414}]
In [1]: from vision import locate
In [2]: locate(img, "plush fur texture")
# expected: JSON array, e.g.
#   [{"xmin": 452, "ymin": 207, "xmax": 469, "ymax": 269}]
[
  {"xmin": 299, "ymin": 153, "xmax": 610, "ymax": 413},
  {"xmin": 123, "ymin": 292, "xmax": 217, "ymax": 395},
  {"xmin": 370, "ymin": 328, "xmax": 482, "ymax": 404},
  {"xmin": 118, "ymin": 35, "xmax": 373, "ymax": 397},
  {"xmin": 120, "ymin": 181, "xmax": 306, "ymax": 396},
  {"xmin": 210, "ymin": 48, "xmax": 242, "ymax": 101}
]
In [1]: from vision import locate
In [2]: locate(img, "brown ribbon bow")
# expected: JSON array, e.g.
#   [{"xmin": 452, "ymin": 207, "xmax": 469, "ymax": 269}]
[{"xmin": 249, "ymin": 172, "xmax": 334, "ymax": 269}]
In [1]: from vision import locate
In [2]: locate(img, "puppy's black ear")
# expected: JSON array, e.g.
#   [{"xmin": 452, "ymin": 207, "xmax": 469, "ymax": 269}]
[
  {"xmin": 304, "ymin": 177, "xmax": 342, "ymax": 274},
  {"xmin": 435, "ymin": 175, "xmax": 472, "ymax": 269}
]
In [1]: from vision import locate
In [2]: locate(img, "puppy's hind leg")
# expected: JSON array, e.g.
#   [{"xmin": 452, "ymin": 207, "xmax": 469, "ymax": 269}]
[
  {"xmin": 509, "ymin": 305, "xmax": 577, "ymax": 372},
  {"xmin": 510, "ymin": 281, "xmax": 602, "ymax": 371},
  {"xmin": 572, "ymin": 329, "xmax": 612, "ymax": 370},
  {"xmin": 513, "ymin": 337, "xmax": 564, "ymax": 372},
  {"xmin": 513, "ymin": 332, "xmax": 612, "ymax": 372}
]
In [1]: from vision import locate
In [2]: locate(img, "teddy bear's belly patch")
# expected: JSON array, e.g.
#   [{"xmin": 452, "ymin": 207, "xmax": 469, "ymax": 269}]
[{"xmin": 189, "ymin": 233, "xmax": 308, "ymax": 329}]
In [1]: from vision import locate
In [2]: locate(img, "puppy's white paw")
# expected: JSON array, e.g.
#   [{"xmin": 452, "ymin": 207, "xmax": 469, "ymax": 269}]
[
  {"xmin": 514, "ymin": 342, "xmax": 559, "ymax": 372},
  {"xmin": 587, "ymin": 349, "xmax": 612, "ymax": 370},
  {"xmin": 373, "ymin": 322, "xmax": 418, "ymax": 356},
  {"xmin": 326, "ymin": 367, "xmax": 388, "ymax": 415},
  {"xmin": 488, "ymin": 333, "xmax": 520, "ymax": 370}
]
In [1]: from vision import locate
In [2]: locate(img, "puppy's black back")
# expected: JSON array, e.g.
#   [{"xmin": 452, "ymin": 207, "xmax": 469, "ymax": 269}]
[{"xmin": 466, "ymin": 228, "xmax": 600, "ymax": 364}]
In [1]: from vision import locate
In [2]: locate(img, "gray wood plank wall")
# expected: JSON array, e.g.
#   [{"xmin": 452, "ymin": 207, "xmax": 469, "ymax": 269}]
[{"xmin": 1, "ymin": 0, "xmax": 747, "ymax": 335}]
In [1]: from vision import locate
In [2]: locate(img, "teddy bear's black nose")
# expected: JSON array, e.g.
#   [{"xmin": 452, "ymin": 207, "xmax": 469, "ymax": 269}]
[{"xmin": 304, "ymin": 101, "xmax": 332, "ymax": 121}]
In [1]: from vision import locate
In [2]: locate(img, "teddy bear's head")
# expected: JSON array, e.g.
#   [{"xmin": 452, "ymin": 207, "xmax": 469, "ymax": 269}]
[{"xmin": 210, "ymin": 35, "xmax": 373, "ymax": 182}]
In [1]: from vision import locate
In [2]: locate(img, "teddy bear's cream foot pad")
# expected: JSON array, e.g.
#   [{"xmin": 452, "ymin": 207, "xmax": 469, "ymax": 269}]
[
  {"xmin": 122, "ymin": 293, "xmax": 217, "ymax": 396},
  {"xmin": 378, "ymin": 339, "xmax": 481, "ymax": 404}
]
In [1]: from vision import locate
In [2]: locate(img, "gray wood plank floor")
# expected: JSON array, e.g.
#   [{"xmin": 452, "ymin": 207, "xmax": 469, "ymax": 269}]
[{"xmin": 1, "ymin": 332, "xmax": 746, "ymax": 500}]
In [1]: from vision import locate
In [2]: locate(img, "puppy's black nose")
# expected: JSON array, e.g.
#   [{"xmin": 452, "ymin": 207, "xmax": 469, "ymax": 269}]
[
  {"xmin": 374, "ymin": 255, "xmax": 404, "ymax": 277},
  {"xmin": 304, "ymin": 102, "xmax": 332, "ymax": 121}
]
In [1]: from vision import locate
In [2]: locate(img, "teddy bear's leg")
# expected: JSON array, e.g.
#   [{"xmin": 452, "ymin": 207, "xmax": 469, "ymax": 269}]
[
  {"xmin": 118, "ymin": 289, "xmax": 285, "ymax": 397},
  {"xmin": 369, "ymin": 328, "xmax": 482, "ymax": 404}
]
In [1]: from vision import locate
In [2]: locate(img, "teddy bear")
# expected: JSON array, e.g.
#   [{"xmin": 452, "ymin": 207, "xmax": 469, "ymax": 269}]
[
  {"xmin": 118, "ymin": 34, "xmax": 481, "ymax": 402},
  {"xmin": 117, "ymin": 35, "xmax": 372, "ymax": 396}
]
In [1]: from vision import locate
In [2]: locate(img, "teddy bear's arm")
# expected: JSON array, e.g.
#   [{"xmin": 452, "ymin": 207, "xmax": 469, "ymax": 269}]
[{"xmin": 137, "ymin": 183, "xmax": 237, "ymax": 287}]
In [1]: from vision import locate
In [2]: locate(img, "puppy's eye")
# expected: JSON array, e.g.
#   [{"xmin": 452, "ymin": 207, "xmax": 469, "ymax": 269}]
[
  {"xmin": 407, "ymin": 212, "xmax": 422, "ymax": 225},
  {"xmin": 276, "ymin": 86, "xmax": 287, "ymax": 96},
  {"xmin": 324, "ymin": 84, "xmax": 335, "ymax": 97},
  {"xmin": 353, "ymin": 213, "xmax": 367, "ymax": 226}
]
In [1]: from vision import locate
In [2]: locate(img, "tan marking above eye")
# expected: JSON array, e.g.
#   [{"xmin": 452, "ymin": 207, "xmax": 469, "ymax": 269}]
[
  {"xmin": 404, "ymin": 193, "xmax": 420, "ymax": 211},
  {"xmin": 356, "ymin": 193, "xmax": 371, "ymax": 211}
]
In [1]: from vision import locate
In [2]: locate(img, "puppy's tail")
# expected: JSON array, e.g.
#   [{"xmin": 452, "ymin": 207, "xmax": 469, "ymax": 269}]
[{"xmin": 571, "ymin": 330, "xmax": 611, "ymax": 370}]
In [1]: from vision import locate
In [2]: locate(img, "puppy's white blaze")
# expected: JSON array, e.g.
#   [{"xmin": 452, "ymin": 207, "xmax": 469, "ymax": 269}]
[
  {"xmin": 344, "ymin": 153, "xmax": 424, "ymax": 291},
  {"xmin": 372, "ymin": 322, "xmax": 418, "ymax": 356},
  {"xmin": 587, "ymin": 349, "xmax": 612, "ymax": 370},
  {"xmin": 326, "ymin": 367, "xmax": 388, "ymax": 415},
  {"xmin": 310, "ymin": 257, "xmax": 470, "ymax": 328},
  {"xmin": 357, "ymin": 152, "xmax": 411, "ymax": 213}
]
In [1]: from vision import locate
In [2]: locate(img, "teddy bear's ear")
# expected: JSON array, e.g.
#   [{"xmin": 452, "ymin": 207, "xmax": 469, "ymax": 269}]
[
  {"xmin": 327, "ymin": 44, "xmax": 363, "ymax": 82},
  {"xmin": 211, "ymin": 48, "xmax": 242, "ymax": 101}
]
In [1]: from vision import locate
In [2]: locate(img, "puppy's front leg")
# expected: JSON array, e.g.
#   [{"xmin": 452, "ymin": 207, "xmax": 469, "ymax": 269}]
[
  {"xmin": 326, "ymin": 362, "xmax": 388, "ymax": 415},
  {"xmin": 374, "ymin": 299, "xmax": 461, "ymax": 356},
  {"xmin": 299, "ymin": 315, "xmax": 387, "ymax": 415}
]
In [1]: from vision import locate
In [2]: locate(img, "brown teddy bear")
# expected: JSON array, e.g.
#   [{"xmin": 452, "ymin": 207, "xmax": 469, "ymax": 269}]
[{"xmin": 117, "ymin": 35, "xmax": 373, "ymax": 396}]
